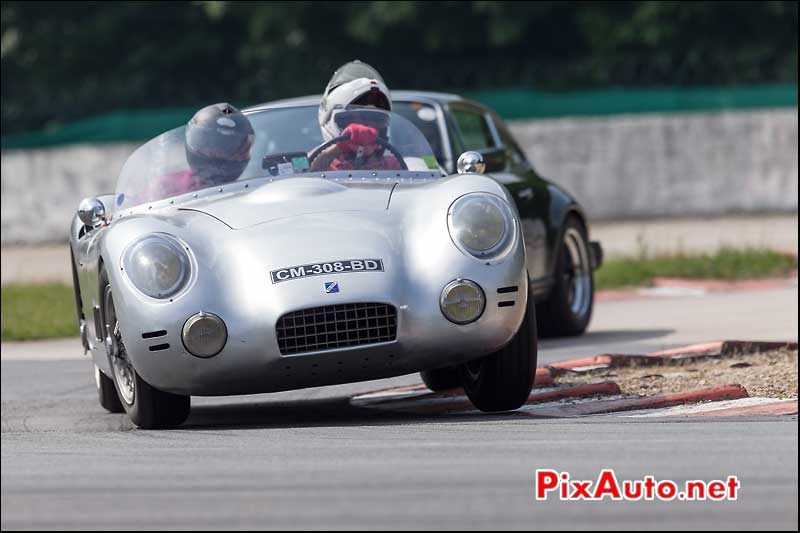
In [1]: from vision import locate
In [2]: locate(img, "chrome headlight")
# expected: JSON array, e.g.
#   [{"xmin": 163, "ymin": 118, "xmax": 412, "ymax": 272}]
[
  {"xmin": 440, "ymin": 279, "xmax": 486, "ymax": 324},
  {"xmin": 182, "ymin": 312, "xmax": 227, "ymax": 358},
  {"xmin": 122, "ymin": 234, "xmax": 191, "ymax": 299},
  {"xmin": 447, "ymin": 193, "xmax": 515, "ymax": 260}
]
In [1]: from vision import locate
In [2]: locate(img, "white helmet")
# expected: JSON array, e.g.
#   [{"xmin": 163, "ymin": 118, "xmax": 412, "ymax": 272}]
[{"xmin": 319, "ymin": 60, "xmax": 391, "ymax": 141}]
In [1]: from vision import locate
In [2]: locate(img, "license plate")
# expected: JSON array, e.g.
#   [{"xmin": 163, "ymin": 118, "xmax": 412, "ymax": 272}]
[{"xmin": 270, "ymin": 259, "xmax": 384, "ymax": 283}]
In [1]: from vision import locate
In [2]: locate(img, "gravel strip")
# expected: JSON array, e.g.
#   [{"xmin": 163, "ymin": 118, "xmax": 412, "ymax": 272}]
[{"xmin": 559, "ymin": 349, "xmax": 798, "ymax": 399}]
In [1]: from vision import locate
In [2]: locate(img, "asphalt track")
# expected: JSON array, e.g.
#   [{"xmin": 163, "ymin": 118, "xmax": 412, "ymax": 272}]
[{"xmin": 2, "ymin": 287, "xmax": 798, "ymax": 530}]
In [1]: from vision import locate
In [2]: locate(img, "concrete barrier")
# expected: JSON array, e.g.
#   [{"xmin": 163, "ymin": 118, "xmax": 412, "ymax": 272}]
[
  {"xmin": 509, "ymin": 108, "xmax": 798, "ymax": 219},
  {"xmin": 1, "ymin": 142, "xmax": 138, "ymax": 244},
  {"xmin": 1, "ymin": 108, "xmax": 797, "ymax": 244}
]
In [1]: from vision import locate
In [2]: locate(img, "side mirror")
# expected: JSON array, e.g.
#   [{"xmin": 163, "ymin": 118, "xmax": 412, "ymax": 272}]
[
  {"xmin": 457, "ymin": 151, "xmax": 486, "ymax": 175},
  {"xmin": 481, "ymin": 148, "xmax": 507, "ymax": 173},
  {"xmin": 78, "ymin": 197, "xmax": 107, "ymax": 228}
]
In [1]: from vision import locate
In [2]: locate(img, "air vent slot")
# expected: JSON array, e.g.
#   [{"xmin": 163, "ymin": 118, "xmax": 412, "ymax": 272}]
[
  {"xmin": 148, "ymin": 343, "xmax": 170, "ymax": 352},
  {"xmin": 142, "ymin": 330, "xmax": 168, "ymax": 339},
  {"xmin": 497, "ymin": 286, "xmax": 519, "ymax": 294}
]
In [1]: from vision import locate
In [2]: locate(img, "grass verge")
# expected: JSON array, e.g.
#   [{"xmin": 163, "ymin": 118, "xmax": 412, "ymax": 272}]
[
  {"xmin": 1, "ymin": 283, "xmax": 77, "ymax": 342},
  {"xmin": 595, "ymin": 248, "xmax": 797, "ymax": 290}
]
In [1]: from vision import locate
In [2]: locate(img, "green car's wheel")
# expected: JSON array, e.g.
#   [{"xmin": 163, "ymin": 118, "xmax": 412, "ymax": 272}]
[{"xmin": 537, "ymin": 216, "xmax": 594, "ymax": 337}]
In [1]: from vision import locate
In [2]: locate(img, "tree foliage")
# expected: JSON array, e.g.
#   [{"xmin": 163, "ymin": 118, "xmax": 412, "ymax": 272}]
[{"xmin": 1, "ymin": 1, "xmax": 797, "ymax": 134}]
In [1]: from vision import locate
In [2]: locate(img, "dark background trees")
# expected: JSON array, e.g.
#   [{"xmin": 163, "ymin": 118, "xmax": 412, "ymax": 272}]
[{"xmin": 1, "ymin": 1, "xmax": 797, "ymax": 134}]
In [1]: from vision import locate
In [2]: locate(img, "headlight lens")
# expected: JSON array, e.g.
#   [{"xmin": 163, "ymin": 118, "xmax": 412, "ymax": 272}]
[
  {"xmin": 448, "ymin": 193, "xmax": 514, "ymax": 259},
  {"xmin": 440, "ymin": 279, "xmax": 486, "ymax": 324},
  {"xmin": 122, "ymin": 234, "xmax": 190, "ymax": 299},
  {"xmin": 182, "ymin": 312, "xmax": 227, "ymax": 358}
]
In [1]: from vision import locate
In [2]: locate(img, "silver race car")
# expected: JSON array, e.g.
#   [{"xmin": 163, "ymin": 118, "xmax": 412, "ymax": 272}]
[{"xmin": 71, "ymin": 103, "xmax": 538, "ymax": 428}]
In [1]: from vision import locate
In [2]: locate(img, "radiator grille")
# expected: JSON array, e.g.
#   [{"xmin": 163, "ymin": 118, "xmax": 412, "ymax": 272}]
[{"xmin": 276, "ymin": 303, "xmax": 397, "ymax": 355}]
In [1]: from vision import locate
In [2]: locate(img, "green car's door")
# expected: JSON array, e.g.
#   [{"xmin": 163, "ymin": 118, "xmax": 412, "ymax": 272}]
[{"xmin": 446, "ymin": 102, "xmax": 551, "ymax": 286}]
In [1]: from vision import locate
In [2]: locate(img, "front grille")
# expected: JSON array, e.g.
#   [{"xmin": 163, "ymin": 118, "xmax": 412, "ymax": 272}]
[{"xmin": 276, "ymin": 303, "xmax": 397, "ymax": 355}]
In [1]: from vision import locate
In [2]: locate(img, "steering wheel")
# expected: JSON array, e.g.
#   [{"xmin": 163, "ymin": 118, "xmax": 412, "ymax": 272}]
[{"xmin": 308, "ymin": 133, "xmax": 409, "ymax": 171}]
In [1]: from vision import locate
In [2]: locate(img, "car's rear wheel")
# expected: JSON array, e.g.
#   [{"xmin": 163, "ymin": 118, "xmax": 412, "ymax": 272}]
[
  {"xmin": 99, "ymin": 267, "xmax": 190, "ymax": 429},
  {"xmin": 537, "ymin": 216, "xmax": 594, "ymax": 337},
  {"xmin": 95, "ymin": 364, "xmax": 124, "ymax": 413},
  {"xmin": 459, "ymin": 289, "xmax": 537, "ymax": 412},
  {"xmin": 420, "ymin": 367, "xmax": 461, "ymax": 392}
]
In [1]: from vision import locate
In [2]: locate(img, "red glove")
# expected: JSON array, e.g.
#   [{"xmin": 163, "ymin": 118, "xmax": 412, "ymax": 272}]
[{"xmin": 337, "ymin": 123, "xmax": 378, "ymax": 153}]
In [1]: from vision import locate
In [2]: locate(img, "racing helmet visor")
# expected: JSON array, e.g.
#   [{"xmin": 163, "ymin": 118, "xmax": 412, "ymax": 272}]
[
  {"xmin": 186, "ymin": 125, "xmax": 254, "ymax": 162},
  {"xmin": 331, "ymin": 106, "xmax": 391, "ymax": 137},
  {"xmin": 352, "ymin": 88, "xmax": 391, "ymax": 111}
]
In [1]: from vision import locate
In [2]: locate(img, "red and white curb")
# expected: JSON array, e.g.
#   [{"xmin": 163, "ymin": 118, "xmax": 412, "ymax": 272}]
[
  {"xmin": 611, "ymin": 397, "xmax": 798, "ymax": 418},
  {"xmin": 349, "ymin": 340, "xmax": 797, "ymax": 419},
  {"xmin": 519, "ymin": 384, "xmax": 750, "ymax": 418},
  {"xmin": 351, "ymin": 382, "xmax": 621, "ymax": 415}
]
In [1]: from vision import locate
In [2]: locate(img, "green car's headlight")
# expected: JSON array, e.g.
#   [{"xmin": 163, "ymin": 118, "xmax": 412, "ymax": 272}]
[
  {"xmin": 122, "ymin": 234, "xmax": 191, "ymax": 299},
  {"xmin": 448, "ymin": 193, "xmax": 515, "ymax": 259}
]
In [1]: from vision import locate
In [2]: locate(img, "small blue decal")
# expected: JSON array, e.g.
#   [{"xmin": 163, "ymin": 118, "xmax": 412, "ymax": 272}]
[{"xmin": 324, "ymin": 281, "xmax": 339, "ymax": 294}]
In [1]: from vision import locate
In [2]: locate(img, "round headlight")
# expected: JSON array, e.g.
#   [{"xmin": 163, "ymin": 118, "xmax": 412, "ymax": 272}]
[
  {"xmin": 448, "ymin": 193, "xmax": 514, "ymax": 259},
  {"xmin": 182, "ymin": 312, "xmax": 227, "ymax": 358},
  {"xmin": 122, "ymin": 234, "xmax": 190, "ymax": 299},
  {"xmin": 440, "ymin": 279, "xmax": 486, "ymax": 325}
]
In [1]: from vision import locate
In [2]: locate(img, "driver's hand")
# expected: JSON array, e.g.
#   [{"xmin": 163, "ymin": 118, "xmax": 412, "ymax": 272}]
[{"xmin": 337, "ymin": 124, "xmax": 378, "ymax": 152}]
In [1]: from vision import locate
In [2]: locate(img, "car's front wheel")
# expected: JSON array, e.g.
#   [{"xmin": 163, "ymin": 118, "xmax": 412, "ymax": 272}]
[
  {"xmin": 459, "ymin": 289, "xmax": 537, "ymax": 412},
  {"xmin": 420, "ymin": 367, "xmax": 461, "ymax": 392},
  {"xmin": 100, "ymin": 267, "xmax": 190, "ymax": 429},
  {"xmin": 95, "ymin": 364, "xmax": 124, "ymax": 413}
]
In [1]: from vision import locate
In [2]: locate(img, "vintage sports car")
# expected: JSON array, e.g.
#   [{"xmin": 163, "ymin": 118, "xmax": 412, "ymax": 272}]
[
  {"xmin": 72, "ymin": 103, "xmax": 552, "ymax": 428},
  {"xmin": 264, "ymin": 92, "xmax": 603, "ymax": 390}
]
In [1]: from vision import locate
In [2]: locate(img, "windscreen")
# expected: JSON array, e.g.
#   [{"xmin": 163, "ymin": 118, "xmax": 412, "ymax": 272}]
[{"xmin": 114, "ymin": 105, "xmax": 440, "ymax": 209}]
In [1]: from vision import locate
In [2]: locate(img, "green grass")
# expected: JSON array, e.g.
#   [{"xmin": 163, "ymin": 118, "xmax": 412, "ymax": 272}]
[
  {"xmin": 1, "ymin": 283, "xmax": 78, "ymax": 342},
  {"xmin": 0, "ymin": 248, "xmax": 796, "ymax": 341},
  {"xmin": 595, "ymin": 248, "xmax": 798, "ymax": 290}
]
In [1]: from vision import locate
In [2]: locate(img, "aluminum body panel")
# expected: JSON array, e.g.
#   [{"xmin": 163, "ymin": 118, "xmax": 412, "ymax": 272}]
[{"xmin": 75, "ymin": 174, "xmax": 528, "ymax": 396}]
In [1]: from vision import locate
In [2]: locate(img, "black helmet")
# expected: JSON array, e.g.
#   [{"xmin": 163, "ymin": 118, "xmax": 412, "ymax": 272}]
[{"xmin": 185, "ymin": 103, "xmax": 254, "ymax": 184}]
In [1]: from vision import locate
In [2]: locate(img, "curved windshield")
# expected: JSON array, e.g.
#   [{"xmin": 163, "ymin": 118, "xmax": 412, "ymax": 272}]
[{"xmin": 114, "ymin": 105, "xmax": 440, "ymax": 209}]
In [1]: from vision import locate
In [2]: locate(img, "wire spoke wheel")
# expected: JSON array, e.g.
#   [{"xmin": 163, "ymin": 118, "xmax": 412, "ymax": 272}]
[{"xmin": 103, "ymin": 286, "xmax": 135, "ymax": 406}]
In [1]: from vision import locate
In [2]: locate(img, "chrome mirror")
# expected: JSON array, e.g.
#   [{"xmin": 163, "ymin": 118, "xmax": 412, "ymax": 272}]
[
  {"xmin": 456, "ymin": 151, "xmax": 486, "ymax": 175},
  {"xmin": 78, "ymin": 197, "xmax": 107, "ymax": 228}
]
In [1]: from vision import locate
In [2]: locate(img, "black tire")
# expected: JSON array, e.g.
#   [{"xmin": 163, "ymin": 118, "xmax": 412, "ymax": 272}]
[
  {"xmin": 420, "ymin": 367, "xmax": 461, "ymax": 392},
  {"xmin": 537, "ymin": 216, "xmax": 594, "ymax": 337},
  {"xmin": 95, "ymin": 365, "xmax": 124, "ymax": 413},
  {"xmin": 459, "ymin": 289, "xmax": 538, "ymax": 412},
  {"xmin": 99, "ymin": 267, "xmax": 190, "ymax": 429},
  {"xmin": 120, "ymin": 371, "xmax": 191, "ymax": 430}
]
